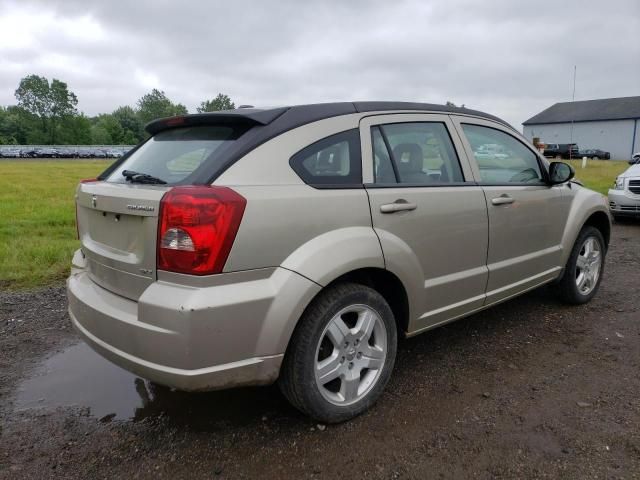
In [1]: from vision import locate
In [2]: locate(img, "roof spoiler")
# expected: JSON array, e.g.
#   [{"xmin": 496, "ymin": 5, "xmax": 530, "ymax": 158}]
[{"xmin": 145, "ymin": 107, "xmax": 289, "ymax": 135}]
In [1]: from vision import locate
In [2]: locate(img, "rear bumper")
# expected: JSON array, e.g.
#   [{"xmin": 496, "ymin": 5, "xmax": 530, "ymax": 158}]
[
  {"xmin": 608, "ymin": 189, "xmax": 640, "ymax": 217},
  {"xmin": 67, "ymin": 252, "xmax": 321, "ymax": 391}
]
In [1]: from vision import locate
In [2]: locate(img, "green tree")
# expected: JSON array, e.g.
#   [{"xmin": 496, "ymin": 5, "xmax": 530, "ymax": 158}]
[
  {"xmin": 95, "ymin": 114, "xmax": 124, "ymax": 144},
  {"xmin": 90, "ymin": 124, "xmax": 112, "ymax": 144},
  {"xmin": 121, "ymin": 130, "xmax": 138, "ymax": 145},
  {"xmin": 136, "ymin": 89, "xmax": 188, "ymax": 124},
  {"xmin": 14, "ymin": 74, "xmax": 78, "ymax": 144},
  {"xmin": 48, "ymin": 79, "xmax": 78, "ymax": 143},
  {"xmin": 14, "ymin": 75, "xmax": 50, "ymax": 132},
  {"xmin": 197, "ymin": 93, "xmax": 235, "ymax": 113},
  {"xmin": 112, "ymin": 105, "xmax": 144, "ymax": 142},
  {"xmin": 57, "ymin": 114, "xmax": 91, "ymax": 145},
  {"xmin": 0, "ymin": 107, "xmax": 20, "ymax": 144},
  {"xmin": 5, "ymin": 106, "xmax": 46, "ymax": 144}
]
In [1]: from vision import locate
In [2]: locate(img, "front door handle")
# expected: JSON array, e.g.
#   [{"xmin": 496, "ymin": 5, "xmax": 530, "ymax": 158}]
[
  {"xmin": 380, "ymin": 199, "xmax": 418, "ymax": 213},
  {"xmin": 491, "ymin": 194, "xmax": 515, "ymax": 206}
]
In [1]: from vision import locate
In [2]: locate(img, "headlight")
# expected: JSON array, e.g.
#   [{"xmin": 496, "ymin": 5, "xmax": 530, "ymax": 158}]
[{"xmin": 613, "ymin": 177, "xmax": 625, "ymax": 190}]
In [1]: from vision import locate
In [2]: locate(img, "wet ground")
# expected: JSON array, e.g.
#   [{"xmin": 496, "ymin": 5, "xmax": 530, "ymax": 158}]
[{"xmin": 1, "ymin": 222, "xmax": 639, "ymax": 479}]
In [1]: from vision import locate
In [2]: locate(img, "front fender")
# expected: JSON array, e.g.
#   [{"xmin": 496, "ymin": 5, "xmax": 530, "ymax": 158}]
[{"xmin": 560, "ymin": 187, "xmax": 611, "ymax": 265}]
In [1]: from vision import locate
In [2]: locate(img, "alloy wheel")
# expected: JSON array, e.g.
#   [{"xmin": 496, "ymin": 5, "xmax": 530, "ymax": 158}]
[
  {"xmin": 314, "ymin": 304, "xmax": 387, "ymax": 406},
  {"xmin": 575, "ymin": 236, "xmax": 602, "ymax": 295}
]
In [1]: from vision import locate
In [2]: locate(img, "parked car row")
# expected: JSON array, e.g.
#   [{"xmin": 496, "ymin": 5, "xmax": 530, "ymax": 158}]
[
  {"xmin": 579, "ymin": 148, "xmax": 611, "ymax": 160},
  {"xmin": 543, "ymin": 143, "xmax": 580, "ymax": 159},
  {"xmin": 0, "ymin": 146, "xmax": 133, "ymax": 159},
  {"xmin": 541, "ymin": 144, "xmax": 613, "ymax": 160}
]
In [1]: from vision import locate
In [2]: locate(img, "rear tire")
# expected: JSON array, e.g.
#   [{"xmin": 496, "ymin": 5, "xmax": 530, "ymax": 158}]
[
  {"xmin": 556, "ymin": 226, "xmax": 605, "ymax": 304},
  {"xmin": 279, "ymin": 283, "xmax": 397, "ymax": 423}
]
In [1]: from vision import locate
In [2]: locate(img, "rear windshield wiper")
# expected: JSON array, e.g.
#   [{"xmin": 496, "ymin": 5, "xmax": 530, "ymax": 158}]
[{"xmin": 121, "ymin": 170, "xmax": 167, "ymax": 184}]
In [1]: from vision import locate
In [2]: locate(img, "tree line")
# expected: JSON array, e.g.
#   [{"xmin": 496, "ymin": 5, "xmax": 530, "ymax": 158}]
[{"xmin": 0, "ymin": 74, "xmax": 235, "ymax": 145}]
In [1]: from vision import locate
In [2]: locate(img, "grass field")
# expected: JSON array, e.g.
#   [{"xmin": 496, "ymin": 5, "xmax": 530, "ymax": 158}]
[
  {"xmin": 566, "ymin": 158, "xmax": 628, "ymax": 195},
  {"xmin": 0, "ymin": 158, "xmax": 629, "ymax": 290},
  {"xmin": 0, "ymin": 160, "xmax": 110, "ymax": 289}
]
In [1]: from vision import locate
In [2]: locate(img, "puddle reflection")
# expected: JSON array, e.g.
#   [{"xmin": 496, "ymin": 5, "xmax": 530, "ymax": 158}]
[{"xmin": 15, "ymin": 342, "xmax": 289, "ymax": 426}]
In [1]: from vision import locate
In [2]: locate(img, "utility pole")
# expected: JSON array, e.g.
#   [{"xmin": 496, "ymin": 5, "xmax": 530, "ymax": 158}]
[{"xmin": 569, "ymin": 65, "xmax": 576, "ymax": 159}]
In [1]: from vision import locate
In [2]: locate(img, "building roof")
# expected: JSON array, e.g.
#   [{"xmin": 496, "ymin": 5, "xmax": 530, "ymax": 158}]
[
  {"xmin": 146, "ymin": 101, "xmax": 512, "ymax": 135},
  {"xmin": 523, "ymin": 96, "xmax": 640, "ymax": 125}
]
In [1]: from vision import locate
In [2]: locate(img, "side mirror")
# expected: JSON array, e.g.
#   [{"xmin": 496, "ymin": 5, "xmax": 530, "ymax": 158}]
[{"xmin": 548, "ymin": 161, "xmax": 575, "ymax": 184}]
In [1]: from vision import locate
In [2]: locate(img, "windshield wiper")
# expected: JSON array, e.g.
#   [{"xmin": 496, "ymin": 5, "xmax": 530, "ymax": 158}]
[{"xmin": 122, "ymin": 170, "xmax": 167, "ymax": 184}]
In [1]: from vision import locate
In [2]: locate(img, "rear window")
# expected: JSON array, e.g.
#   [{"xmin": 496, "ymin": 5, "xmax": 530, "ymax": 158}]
[{"xmin": 106, "ymin": 125, "xmax": 249, "ymax": 185}]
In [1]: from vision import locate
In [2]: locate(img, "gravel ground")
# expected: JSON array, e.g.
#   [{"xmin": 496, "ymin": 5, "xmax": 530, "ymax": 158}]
[{"xmin": 1, "ymin": 222, "xmax": 639, "ymax": 479}]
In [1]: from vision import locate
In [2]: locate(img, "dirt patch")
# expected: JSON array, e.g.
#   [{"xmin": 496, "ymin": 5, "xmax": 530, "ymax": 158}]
[{"xmin": 1, "ymin": 223, "xmax": 639, "ymax": 479}]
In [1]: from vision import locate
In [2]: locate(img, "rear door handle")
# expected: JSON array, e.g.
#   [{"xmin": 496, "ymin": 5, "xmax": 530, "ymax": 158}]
[
  {"xmin": 380, "ymin": 199, "xmax": 418, "ymax": 213},
  {"xmin": 491, "ymin": 194, "xmax": 515, "ymax": 206}
]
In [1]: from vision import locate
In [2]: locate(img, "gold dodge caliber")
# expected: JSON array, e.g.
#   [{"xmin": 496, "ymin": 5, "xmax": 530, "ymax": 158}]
[{"xmin": 68, "ymin": 102, "xmax": 610, "ymax": 423}]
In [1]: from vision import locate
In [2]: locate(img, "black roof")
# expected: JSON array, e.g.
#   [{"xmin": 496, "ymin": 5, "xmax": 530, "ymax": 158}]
[
  {"xmin": 101, "ymin": 102, "xmax": 511, "ymax": 184},
  {"xmin": 523, "ymin": 96, "xmax": 640, "ymax": 125},
  {"xmin": 145, "ymin": 101, "xmax": 512, "ymax": 135}
]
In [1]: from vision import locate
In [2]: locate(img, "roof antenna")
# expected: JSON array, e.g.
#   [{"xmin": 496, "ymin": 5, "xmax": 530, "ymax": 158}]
[{"xmin": 569, "ymin": 65, "xmax": 577, "ymax": 159}]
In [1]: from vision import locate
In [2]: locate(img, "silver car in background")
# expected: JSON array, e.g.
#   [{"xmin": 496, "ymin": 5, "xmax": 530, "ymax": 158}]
[
  {"xmin": 609, "ymin": 162, "xmax": 640, "ymax": 219},
  {"xmin": 68, "ymin": 102, "xmax": 610, "ymax": 423}
]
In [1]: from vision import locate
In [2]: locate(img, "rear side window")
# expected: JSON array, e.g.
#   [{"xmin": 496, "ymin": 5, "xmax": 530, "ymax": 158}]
[
  {"xmin": 106, "ymin": 125, "xmax": 249, "ymax": 185},
  {"xmin": 289, "ymin": 129, "xmax": 362, "ymax": 186}
]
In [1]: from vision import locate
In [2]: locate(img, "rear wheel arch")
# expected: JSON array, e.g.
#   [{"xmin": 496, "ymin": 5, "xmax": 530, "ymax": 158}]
[
  {"xmin": 282, "ymin": 267, "xmax": 410, "ymax": 362},
  {"xmin": 324, "ymin": 267, "xmax": 410, "ymax": 337}
]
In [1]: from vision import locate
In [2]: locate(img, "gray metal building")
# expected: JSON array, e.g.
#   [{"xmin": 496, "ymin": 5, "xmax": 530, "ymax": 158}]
[{"xmin": 522, "ymin": 96, "xmax": 640, "ymax": 160}]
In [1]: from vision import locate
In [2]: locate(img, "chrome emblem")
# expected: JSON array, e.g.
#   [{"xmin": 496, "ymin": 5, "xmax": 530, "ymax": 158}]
[
  {"xmin": 127, "ymin": 204, "xmax": 155, "ymax": 212},
  {"xmin": 91, "ymin": 195, "xmax": 97, "ymax": 208}
]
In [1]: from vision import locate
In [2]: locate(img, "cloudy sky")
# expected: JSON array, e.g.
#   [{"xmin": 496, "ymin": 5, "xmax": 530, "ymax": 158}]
[{"xmin": 1, "ymin": 0, "xmax": 638, "ymax": 129}]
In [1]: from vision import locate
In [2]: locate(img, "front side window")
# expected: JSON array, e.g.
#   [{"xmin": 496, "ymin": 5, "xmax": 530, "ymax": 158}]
[
  {"xmin": 462, "ymin": 124, "xmax": 543, "ymax": 184},
  {"xmin": 372, "ymin": 122, "xmax": 464, "ymax": 184},
  {"xmin": 289, "ymin": 129, "xmax": 362, "ymax": 186}
]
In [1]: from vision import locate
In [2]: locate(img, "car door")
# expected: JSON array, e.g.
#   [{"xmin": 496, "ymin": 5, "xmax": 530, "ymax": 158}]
[
  {"xmin": 361, "ymin": 114, "xmax": 489, "ymax": 333},
  {"xmin": 451, "ymin": 116, "xmax": 567, "ymax": 304}
]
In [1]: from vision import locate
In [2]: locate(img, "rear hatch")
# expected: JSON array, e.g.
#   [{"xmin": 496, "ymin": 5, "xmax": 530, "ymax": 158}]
[
  {"xmin": 76, "ymin": 182, "xmax": 167, "ymax": 300},
  {"xmin": 77, "ymin": 120, "xmax": 262, "ymax": 301}
]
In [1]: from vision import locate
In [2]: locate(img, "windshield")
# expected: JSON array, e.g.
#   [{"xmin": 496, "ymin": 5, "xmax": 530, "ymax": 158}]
[{"xmin": 106, "ymin": 125, "xmax": 248, "ymax": 185}]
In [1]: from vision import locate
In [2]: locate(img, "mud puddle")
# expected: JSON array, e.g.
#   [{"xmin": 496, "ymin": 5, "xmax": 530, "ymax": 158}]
[{"xmin": 14, "ymin": 342, "xmax": 289, "ymax": 425}]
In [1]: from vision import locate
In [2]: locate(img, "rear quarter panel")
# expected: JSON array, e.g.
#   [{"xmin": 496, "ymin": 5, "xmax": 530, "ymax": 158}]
[{"xmin": 215, "ymin": 113, "xmax": 384, "ymax": 282}]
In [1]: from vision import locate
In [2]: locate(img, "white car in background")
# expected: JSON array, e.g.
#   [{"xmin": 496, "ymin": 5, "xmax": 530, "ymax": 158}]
[{"xmin": 609, "ymin": 163, "xmax": 640, "ymax": 219}]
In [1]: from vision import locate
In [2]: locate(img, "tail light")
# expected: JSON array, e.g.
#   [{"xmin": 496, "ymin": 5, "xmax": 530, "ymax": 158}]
[{"xmin": 157, "ymin": 186, "xmax": 246, "ymax": 275}]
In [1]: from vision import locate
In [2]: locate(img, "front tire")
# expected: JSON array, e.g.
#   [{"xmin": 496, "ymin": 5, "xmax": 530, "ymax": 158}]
[
  {"xmin": 279, "ymin": 283, "xmax": 397, "ymax": 423},
  {"xmin": 556, "ymin": 226, "xmax": 605, "ymax": 304}
]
